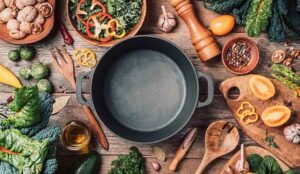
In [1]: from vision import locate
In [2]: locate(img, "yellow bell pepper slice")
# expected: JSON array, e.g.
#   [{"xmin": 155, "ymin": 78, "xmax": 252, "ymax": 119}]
[
  {"xmin": 74, "ymin": 48, "xmax": 97, "ymax": 68},
  {"xmin": 106, "ymin": 19, "xmax": 126, "ymax": 39}
]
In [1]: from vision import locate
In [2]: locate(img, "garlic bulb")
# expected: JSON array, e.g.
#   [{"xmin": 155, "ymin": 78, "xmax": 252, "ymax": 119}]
[
  {"xmin": 157, "ymin": 6, "xmax": 176, "ymax": 33},
  {"xmin": 283, "ymin": 123, "xmax": 300, "ymax": 144}
]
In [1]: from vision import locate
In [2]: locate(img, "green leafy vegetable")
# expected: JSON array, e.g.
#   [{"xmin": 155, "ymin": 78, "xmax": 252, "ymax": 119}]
[
  {"xmin": 232, "ymin": 0, "xmax": 252, "ymax": 25},
  {"xmin": 204, "ymin": 0, "xmax": 246, "ymax": 14},
  {"xmin": 277, "ymin": 0, "xmax": 288, "ymax": 15},
  {"xmin": 108, "ymin": 146, "xmax": 145, "ymax": 174},
  {"xmin": 267, "ymin": 2, "xmax": 285, "ymax": 42},
  {"xmin": 32, "ymin": 125, "xmax": 61, "ymax": 143},
  {"xmin": 263, "ymin": 155, "xmax": 283, "ymax": 174},
  {"xmin": 297, "ymin": 0, "xmax": 300, "ymax": 11},
  {"xmin": 245, "ymin": 0, "xmax": 273, "ymax": 37},
  {"xmin": 31, "ymin": 63, "xmax": 49, "ymax": 80},
  {"xmin": 0, "ymin": 129, "xmax": 49, "ymax": 174},
  {"xmin": 1, "ymin": 86, "xmax": 41, "ymax": 128},
  {"xmin": 281, "ymin": 1, "xmax": 300, "ymax": 35},
  {"xmin": 247, "ymin": 154, "xmax": 264, "ymax": 172},
  {"xmin": 284, "ymin": 169, "xmax": 297, "ymax": 174}
]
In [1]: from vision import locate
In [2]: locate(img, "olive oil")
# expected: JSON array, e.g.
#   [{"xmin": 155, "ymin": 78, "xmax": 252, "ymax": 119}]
[{"xmin": 61, "ymin": 121, "xmax": 91, "ymax": 152}]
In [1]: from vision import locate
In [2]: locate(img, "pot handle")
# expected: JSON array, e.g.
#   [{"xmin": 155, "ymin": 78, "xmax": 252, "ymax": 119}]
[
  {"xmin": 76, "ymin": 71, "xmax": 93, "ymax": 107},
  {"xmin": 197, "ymin": 72, "xmax": 214, "ymax": 108}
]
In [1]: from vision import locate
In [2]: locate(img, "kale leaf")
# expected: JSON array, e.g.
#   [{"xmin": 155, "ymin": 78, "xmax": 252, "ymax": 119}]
[
  {"xmin": 245, "ymin": 0, "xmax": 273, "ymax": 37},
  {"xmin": 247, "ymin": 154, "xmax": 264, "ymax": 172},
  {"xmin": 232, "ymin": 0, "xmax": 252, "ymax": 25},
  {"xmin": 108, "ymin": 146, "xmax": 145, "ymax": 174},
  {"xmin": 204, "ymin": 0, "xmax": 246, "ymax": 14},
  {"xmin": 267, "ymin": 1, "xmax": 285, "ymax": 42}
]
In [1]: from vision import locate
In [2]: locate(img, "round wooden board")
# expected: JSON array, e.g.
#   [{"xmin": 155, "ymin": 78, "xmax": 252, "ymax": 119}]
[
  {"xmin": 220, "ymin": 146, "xmax": 290, "ymax": 174},
  {"xmin": 0, "ymin": 0, "xmax": 55, "ymax": 45}
]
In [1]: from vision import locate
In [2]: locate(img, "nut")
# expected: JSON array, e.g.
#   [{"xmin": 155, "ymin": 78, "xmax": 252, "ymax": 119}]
[
  {"xmin": 151, "ymin": 161, "xmax": 161, "ymax": 172},
  {"xmin": 271, "ymin": 50, "xmax": 286, "ymax": 63},
  {"xmin": 283, "ymin": 57, "xmax": 293, "ymax": 66},
  {"xmin": 38, "ymin": 2, "xmax": 52, "ymax": 18}
]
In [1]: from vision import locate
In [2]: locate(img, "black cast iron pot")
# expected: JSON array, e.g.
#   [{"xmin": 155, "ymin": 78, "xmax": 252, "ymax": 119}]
[{"xmin": 76, "ymin": 36, "xmax": 214, "ymax": 143}]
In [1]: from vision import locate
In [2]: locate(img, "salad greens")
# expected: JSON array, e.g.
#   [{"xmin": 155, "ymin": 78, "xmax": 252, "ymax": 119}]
[
  {"xmin": 247, "ymin": 154, "xmax": 296, "ymax": 174},
  {"xmin": 108, "ymin": 146, "xmax": 145, "ymax": 174},
  {"xmin": 0, "ymin": 129, "xmax": 49, "ymax": 174},
  {"xmin": 1, "ymin": 86, "xmax": 41, "ymax": 128}
]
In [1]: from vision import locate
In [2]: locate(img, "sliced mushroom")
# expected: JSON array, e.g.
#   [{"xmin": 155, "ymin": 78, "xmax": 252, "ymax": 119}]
[
  {"xmin": 7, "ymin": 18, "xmax": 19, "ymax": 30},
  {"xmin": 9, "ymin": 29, "xmax": 26, "ymax": 39},
  {"xmin": 0, "ymin": 0, "xmax": 5, "ymax": 12},
  {"xmin": 33, "ymin": 13, "xmax": 44, "ymax": 24},
  {"xmin": 20, "ymin": 0, "xmax": 36, "ymax": 6},
  {"xmin": 283, "ymin": 123, "xmax": 300, "ymax": 144},
  {"xmin": 15, "ymin": 0, "xmax": 24, "ymax": 9},
  {"xmin": 31, "ymin": 22, "xmax": 42, "ymax": 34},
  {"xmin": 4, "ymin": 0, "xmax": 15, "ymax": 7},
  {"xmin": 0, "ymin": 7, "xmax": 16, "ymax": 23},
  {"xmin": 38, "ymin": 2, "xmax": 52, "ymax": 17},
  {"xmin": 17, "ymin": 6, "xmax": 37, "ymax": 22},
  {"xmin": 20, "ymin": 21, "xmax": 32, "ymax": 34}
]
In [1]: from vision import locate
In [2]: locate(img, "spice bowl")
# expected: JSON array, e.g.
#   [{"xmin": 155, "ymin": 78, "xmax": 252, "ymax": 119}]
[{"xmin": 222, "ymin": 37, "xmax": 259, "ymax": 75}]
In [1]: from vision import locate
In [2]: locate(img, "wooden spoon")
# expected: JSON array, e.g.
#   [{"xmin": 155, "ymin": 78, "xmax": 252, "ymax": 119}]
[{"xmin": 195, "ymin": 120, "xmax": 240, "ymax": 174}]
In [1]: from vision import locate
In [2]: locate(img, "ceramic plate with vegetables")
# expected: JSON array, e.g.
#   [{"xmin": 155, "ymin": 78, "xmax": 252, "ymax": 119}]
[
  {"xmin": 0, "ymin": 0, "xmax": 55, "ymax": 44},
  {"xmin": 67, "ymin": 0, "xmax": 146, "ymax": 47}
]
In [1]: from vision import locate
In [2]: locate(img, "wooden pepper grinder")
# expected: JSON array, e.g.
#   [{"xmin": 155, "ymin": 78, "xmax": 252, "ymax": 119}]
[{"xmin": 170, "ymin": 0, "xmax": 221, "ymax": 62}]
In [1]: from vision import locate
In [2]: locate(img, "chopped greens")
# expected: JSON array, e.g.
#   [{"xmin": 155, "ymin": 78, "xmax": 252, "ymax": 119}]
[{"xmin": 263, "ymin": 130, "xmax": 279, "ymax": 149}]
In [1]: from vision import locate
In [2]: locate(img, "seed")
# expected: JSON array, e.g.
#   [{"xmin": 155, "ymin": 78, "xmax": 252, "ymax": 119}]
[{"xmin": 151, "ymin": 161, "xmax": 161, "ymax": 172}]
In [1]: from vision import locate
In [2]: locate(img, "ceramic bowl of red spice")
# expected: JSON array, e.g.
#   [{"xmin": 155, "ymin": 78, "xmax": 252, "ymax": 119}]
[{"xmin": 222, "ymin": 37, "xmax": 259, "ymax": 75}]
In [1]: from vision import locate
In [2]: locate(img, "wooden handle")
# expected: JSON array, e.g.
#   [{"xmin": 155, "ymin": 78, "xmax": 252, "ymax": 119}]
[
  {"xmin": 83, "ymin": 105, "xmax": 109, "ymax": 150},
  {"xmin": 170, "ymin": 0, "xmax": 221, "ymax": 62},
  {"xmin": 195, "ymin": 154, "xmax": 214, "ymax": 174},
  {"xmin": 169, "ymin": 128, "xmax": 198, "ymax": 171}
]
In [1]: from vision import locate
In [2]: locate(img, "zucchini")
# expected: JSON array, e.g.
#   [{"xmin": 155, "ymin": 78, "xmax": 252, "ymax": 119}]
[{"xmin": 71, "ymin": 152, "xmax": 100, "ymax": 174}]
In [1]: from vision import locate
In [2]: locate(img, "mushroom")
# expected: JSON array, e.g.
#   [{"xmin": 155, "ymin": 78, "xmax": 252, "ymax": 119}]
[
  {"xmin": 20, "ymin": 21, "xmax": 32, "ymax": 34},
  {"xmin": 33, "ymin": 13, "xmax": 44, "ymax": 24},
  {"xmin": 283, "ymin": 123, "xmax": 300, "ymax": 144},
  {"xmin": 0, "ymin": 0, "xmax": 5, "ymax": 12},
  {"xmin": 0, "ymin": 7, "xmax": 17, "ymax": 23},
  {"xmin": 7, "ymin": 18, "xmax": 19, "ymax": 30},
  {"xmin": 20, "ymin": 0, "xmax": 36, "ymax": 6},
  {"xmin": 38, "ymin": 2, "xmax": 52, "ymax": 17},
  {"xmin": 4, "ymin": 0, "xmax": 15, "ymax": 7},
  {"xmin": 15, "ymin": 0, "xmax": 24, "ymax": 9},
  {"xmin": 17, "ymin": 6, "xmax": 37, "ymax": 22},
  {"xmin": 9, "ymin": 29, "xmax": 26, "ymax": 39},
  {"xmin": 31, "ymin": 22, "xmax": 42, "ymax": 34}
]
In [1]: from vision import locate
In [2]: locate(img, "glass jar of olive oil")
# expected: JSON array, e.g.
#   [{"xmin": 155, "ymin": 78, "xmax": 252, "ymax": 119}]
[{"xmin": 60, "ymin": 120, "xmax": 91, "ymax": 152}]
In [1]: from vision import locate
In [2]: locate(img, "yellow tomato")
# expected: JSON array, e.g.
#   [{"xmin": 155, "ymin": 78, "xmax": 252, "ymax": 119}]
[{"xmin": 210, "ymin": 15, "xmax": 235, "ymax": 36}]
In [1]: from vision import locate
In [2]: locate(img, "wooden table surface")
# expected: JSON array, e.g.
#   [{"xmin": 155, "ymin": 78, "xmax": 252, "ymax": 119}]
[{"xmin": 0, "ymin": 1, "xmax": 299, "ymax": 174}]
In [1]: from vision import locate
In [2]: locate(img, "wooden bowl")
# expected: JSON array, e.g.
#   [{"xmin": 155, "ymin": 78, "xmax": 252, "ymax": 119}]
[
  {"xmin": 0, "ymin": 0, "xmax": 55, "ymax": 45},
  {"xmin": 66, "ymin": 0, "xmax": 147, "ymax": 47},
  {"xmin": 222, "ymin": 37, "xmax": 259, "ymax": 75}
]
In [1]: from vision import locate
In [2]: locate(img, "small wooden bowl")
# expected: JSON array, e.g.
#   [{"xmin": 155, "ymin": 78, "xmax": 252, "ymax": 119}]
[
  {"xmin": 0, "ymin": 0, "xmax": 55, "ymax": 45},
  {"xmin": 66, "ymin": 0, "xmax": 147, "ymax": 47},
  {"xmin": 222, "ymin": 37, "xmax": 259, "ymax": 75}
]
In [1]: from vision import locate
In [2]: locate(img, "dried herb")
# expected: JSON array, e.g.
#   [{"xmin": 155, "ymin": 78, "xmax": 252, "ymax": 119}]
[
  {"xmin": 153, "ymin": 147, "xmax": 166, "ymax": 162},
  {"xmin": 245, "ymin": 0, "xmax": 273, "ymax": 37},
  {"xmin": 52, "ymin": 96, "xmax": 71, "ymax": 115},
  {"xmin": 108, "ymin": 147, "xmax": 145, "ymax": 174},
  {"xmin": 267, "ymin": 2, "xmax": 285, "ymax": 42},
  {"xmin": 231, "ymin": 0, "xmax": 252, "ymax": 25},
  {"xmin": 263, "ymin": 130, "xmax": 279, "ymax": 149},
  {"xmin": 204, "ymin": 0, "xmax": 246, "ymax": 14}
]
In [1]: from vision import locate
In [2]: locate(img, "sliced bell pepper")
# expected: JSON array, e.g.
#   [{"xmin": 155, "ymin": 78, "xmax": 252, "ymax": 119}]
[
  {"xmin": 74, "ymin": 48, "xmax": 97, "ymax": 68},
  {"xmin": 86, "ymin": 12, "xmax": 114, "ymax": 43},
  {"xmin": 240, "ymin": 110, "xmax": 258, "ymax": 125},
  {"xmin": 106, "ymin": 19, "xmax": 127, "ymax": 39},
  {"xmin": 76, "ymin": 0, "xmax": 88, "ymax": 25}
]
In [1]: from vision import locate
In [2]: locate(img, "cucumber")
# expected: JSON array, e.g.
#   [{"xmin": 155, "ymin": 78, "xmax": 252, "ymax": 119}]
[{"xmin": 71, "ymin": 152, "xmax": 100, "ymax": 174}]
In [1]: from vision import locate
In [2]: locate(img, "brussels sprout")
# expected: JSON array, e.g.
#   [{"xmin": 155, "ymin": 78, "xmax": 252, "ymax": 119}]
[
  {"xmin": 19, "ymin": 46, "xmax": 36, "ymax": 60},
  {"xmin": 8, "ymin": 50, "xmax": 20, "ymax": 62},
  {"xmin": 31, "ymin": 63, "xmax": 49, "ymax": 80},
  {"xmin": 37, "ymin": 79, "xmax": 53, "ymax": 93},
  {"xmin": 19, "ymin": 67, "xmax": 31, "ymax": 80}
]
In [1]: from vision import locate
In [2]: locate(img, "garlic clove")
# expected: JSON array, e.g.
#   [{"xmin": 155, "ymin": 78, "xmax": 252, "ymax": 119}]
[
  {"xmin": 151, "ymin": 161, "xmax": 161, "ymax": 172},
  {"xmin": 157, "ymin": 6, "xmax": 177, "ymax": 33}
]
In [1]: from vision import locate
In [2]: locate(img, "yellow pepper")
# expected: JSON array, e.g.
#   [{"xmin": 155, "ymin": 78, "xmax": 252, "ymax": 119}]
[
  {"xmin": 236, "ymin": 102, "xmax": 258, "ymax": 125},
  {"xmin": 74, "ymin": 48, "xmax": 97, "ymax": 68},
  {"xmin": 0, "ymin": 64, "xmax": 22, "ymax": 88},
  {"xmin": 236, "ymin": 101, "xmax": 255, "ymax": 118},
  {"xmin": 106, "ymin": 19, "xmax": 127, "ymax": 39}
]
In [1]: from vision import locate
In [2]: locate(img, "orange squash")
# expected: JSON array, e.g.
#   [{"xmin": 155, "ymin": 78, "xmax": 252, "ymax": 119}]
[
  {"xmin": 210, "ymin": 15, "xmax": 235, "ymax": 36},
  {"xmin": 261, "ymin": 105, "xmax": 291, "ymax": 127},
  {"xmin": 249, "ymin": 75, "xmax": 275, "ymax": 100}
]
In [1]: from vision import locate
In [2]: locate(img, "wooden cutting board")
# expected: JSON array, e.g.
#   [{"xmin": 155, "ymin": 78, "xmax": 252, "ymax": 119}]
[
  {"xmin": 220, "ymin": 146, "xmax": 290, "ymax": 174},
  {"xmin": 219, "ymin": 74, "xmax": 300, "ymax": 168}
]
